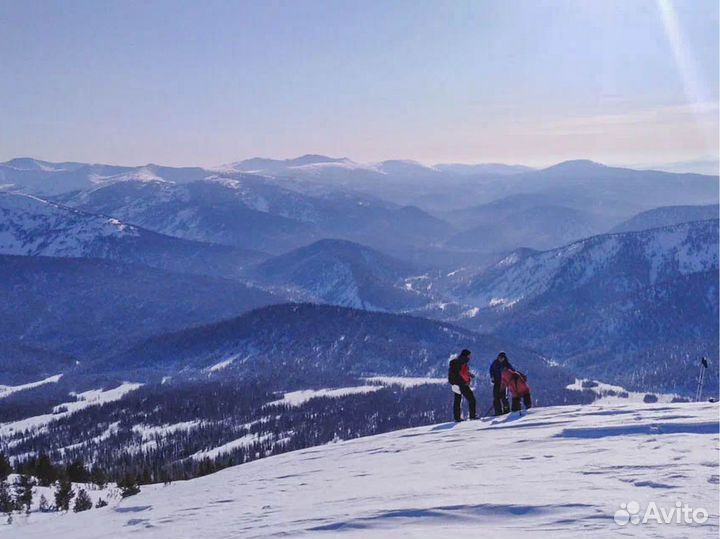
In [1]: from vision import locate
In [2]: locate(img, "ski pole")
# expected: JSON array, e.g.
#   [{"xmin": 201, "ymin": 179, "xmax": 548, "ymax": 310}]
[
  {"xmin": 697, "ymin": 367, "xmax": 704, "ymax": 402},
  {"xmin": 696, "ymin": 357, "xmax": 708, "ymax": 402}
]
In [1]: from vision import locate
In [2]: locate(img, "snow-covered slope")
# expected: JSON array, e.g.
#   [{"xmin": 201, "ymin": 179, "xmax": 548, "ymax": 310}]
[
  {"xmin": 0, "ymin": 192, "xmax": 140, "ymax": 256},
  {"xmin": 458, "ymin": 220, "xmax": 719, "ymax": 393},
  {"xmin": 464, "ymin": 219, "xmax": 718, "ymax": 308},
  {"xmin": 6, "ymin": 401, "xmax": 717, "ymax": 539},
  {"xmin": 245, "ymin": 238, "xmax": 430, "ymax": 311},
  {"xmin": 0, "ymin": 192, "xmax": 268, "ymax": 279},
  {"xmin": 60, "ymin": 178, "xmax": 452, "ymax": 254}
]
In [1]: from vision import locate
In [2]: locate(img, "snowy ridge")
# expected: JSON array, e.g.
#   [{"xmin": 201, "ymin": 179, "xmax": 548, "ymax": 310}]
[
  {"xmin": 190, "ymin": 432, "xmax": 277, "ymax": 461},
  {"xmin": 88, "ymin": 167, "xmax": 168, "ymax": 186},
  {"xmin": 5, "ymin": 401, "xmax": 717, "ymax": 538},
  {"xmin": 0, "ymin": 383, "xmax": 142, "ymax": 441},
  {"xmin": 465, "ymin": 219, "xmax": 718, "ymax": 308},
  {"xmin": 0, "ymin": 374, "xmax": 62, "ymax": 399},
  {"xmin": 266, "ymin": 386, "xmax": 383, "ymax": 407},
  {"xmin": 0, "ymin": 192, "xmax": 140, "ymax": 257}
]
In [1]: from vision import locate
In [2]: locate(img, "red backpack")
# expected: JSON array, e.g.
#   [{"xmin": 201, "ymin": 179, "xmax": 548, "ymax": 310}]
[
  {"xmin": 459, "ymin": 363, "xmax": 472, "ymax": 384},
  {"xmin": 501, "ymin": 369, "xmax": 530, "ymax": 397}
]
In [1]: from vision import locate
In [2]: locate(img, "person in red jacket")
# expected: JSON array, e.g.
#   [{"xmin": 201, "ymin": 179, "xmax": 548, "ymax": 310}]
[
  {"xmin": 500, "ymin": 368, "xmax": 532, "ymax": 412},
  {"xmin": 448, "ymin": 349, "xmax": 477, "ymax": 422}
]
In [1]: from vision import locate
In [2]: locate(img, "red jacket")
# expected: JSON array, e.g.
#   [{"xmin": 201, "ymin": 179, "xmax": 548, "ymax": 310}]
[{"xmin": 501, "ymin": 369, "xmax": 530, "ymax": 397}]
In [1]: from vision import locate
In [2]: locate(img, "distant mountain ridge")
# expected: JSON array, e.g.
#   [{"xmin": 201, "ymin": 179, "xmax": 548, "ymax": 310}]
[
  {"xmin": 610, "ymin": 204, "xmax": 719, "ymax": 233},
  {"xmin": 57, "ymin": 177, "xmax": 452, "ymax": 254},
  {"xmin": 245, "ymin": 239, "xmax": 430, "ymax": 311},
  {"xmin": 97, "ymin": 303, "xmax": 566, "ymax": 389},
  {"xmin": 457, "ymin": 219, "xmax": 719, "ymax": 393},
  {"xmin": 0, "ymin": 192, "xmax": 267, "ymax": 280},
  {"xmin": 0, "ymin": 254, "xmax": 279, "ymax": 359}
]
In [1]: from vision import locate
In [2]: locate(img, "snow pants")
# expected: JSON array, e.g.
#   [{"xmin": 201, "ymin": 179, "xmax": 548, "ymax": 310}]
[
  {"xmin": 511, "ymin": 393, "xmax": 532, "ymax": 412},
  {"xmin": 493, "ymin": 382, "xmax": 510, "ymax": 416},
  {"xmin": 453, "ymin": 384, "xmax": 477, "ymax": 421}
]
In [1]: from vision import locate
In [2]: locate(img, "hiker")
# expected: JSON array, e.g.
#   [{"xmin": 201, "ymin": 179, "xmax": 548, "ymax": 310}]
[
  {"xmin": 448, "ymin": 349, "xmax": 477, "ymax": 422},
  {"xmin": 489, "ymin": 352, "xmax": 513, "ymax": 416},
  {"xmin": 501, "ymin": 368, "xmax": 532, "ymax": 412}
]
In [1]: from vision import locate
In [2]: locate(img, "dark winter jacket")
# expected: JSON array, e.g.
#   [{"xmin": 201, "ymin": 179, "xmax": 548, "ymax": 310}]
[
  {"xmin": 448, "ymin": 356, "xmax": 472, "ymax": 386},
  {"xmin": 489, "ymin": 358, "xmax": 514, "ymax": 384}
]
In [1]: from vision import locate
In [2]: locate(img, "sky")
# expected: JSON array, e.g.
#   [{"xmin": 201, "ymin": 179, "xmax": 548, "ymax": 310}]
[{"xmin": 1, "ymin": 0, "xmax": 718, "ymax": 169}]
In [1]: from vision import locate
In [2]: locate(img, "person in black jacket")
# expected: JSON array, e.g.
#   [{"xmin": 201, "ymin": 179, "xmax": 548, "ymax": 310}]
[
  {"xmin": 489, "ymin": 351, "xmax": 513, "ymax": 416},
  {"xmin": 448, "ymin": 349, "xmax": 477, "ymax": 422}
]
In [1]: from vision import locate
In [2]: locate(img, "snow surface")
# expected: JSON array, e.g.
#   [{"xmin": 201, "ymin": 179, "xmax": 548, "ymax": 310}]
[
  {"xmin": 0, "ymin": 374, "xmax": 62, "ymax": 399},
  {"xmin": 5, "ymin": 401, "xmax": 717, "ymax": 538},
  {"xmin": 267, "ymin": 377, "xmax": 447, "ymax": 407},
  {"xmin": 0, "ymin": 382, "xmax": 142, "ymax": 441},
  {"xmin": 205, "ymin": 354, "xmax": 241, "ymax": 373},
  {"xmin": 190, "ymin": 432, "xmax": 276, "ymax": 461},
  {"xmin": 266, "ymin": 386, "xmax": 383, "ymax": 407},
  {"xmin": 363, "ymin": 376, "xmax": 446, "ymax": 388},
  {"xmin": 566, "ymin": 379, "xmax": 682, "ymax": 404}
]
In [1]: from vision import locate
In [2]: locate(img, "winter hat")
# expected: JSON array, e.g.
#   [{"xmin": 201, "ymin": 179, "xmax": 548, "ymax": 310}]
[
  {"xmin": 460, "ymin": 349, "xmax": 471, "ymax": 357},
  {"xmin": 497, "ymin": 351, "xmax": 507, "ymax": 360}
]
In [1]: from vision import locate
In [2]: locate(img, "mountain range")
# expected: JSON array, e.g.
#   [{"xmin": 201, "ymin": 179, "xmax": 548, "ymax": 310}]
[
  {"xmin": 457, "ymin": 219, "xmax": 719, "ymax": 393},
  {"xmin": 0, "ymin": 192, "xmax": 267, "ymax": 280},
  {"xmin": 53, "ymin": 177, "xmax": 452, "ymax": 254},
  {"xmin": 92, "ymin": 303, "xmax": 563, "ymax": 387},
  {"xmin": 0, "ymin": 153, "xmax": 717, "ymax": 490}
]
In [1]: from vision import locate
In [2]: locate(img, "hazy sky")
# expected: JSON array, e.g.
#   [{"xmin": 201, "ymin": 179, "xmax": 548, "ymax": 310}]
[{"xmin": 1, "ymin": 0, "xmax": 718, "ymax": 167}]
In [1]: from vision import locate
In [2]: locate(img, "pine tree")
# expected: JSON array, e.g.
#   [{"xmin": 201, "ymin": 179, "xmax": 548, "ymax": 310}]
[
  {"xmin": 0, "ymin": 454, "xmax": 10, "ymax": 482},
  {"xmin": 0, "ymin": 481, "xmax": 13, "ymax": 516},
  {"xmin": 66, "ymin": 459, "xmax": 89, "ymax": 483},
  {"xmin": 54, "ymin": 478, "xmax": 75, "ymax": 511},
  {"xmin": 35, "ymin": 454, "xmax": 58, "ymax": 487},
  {"xmin": 13, "ymin": 475, "xmax": 35, "ymax": 514},
  {"xmin": 90, "ymin": 466, "xmax": 107, "ymax": 489},
  {"xmin": 95, "ymin": 497, "xmax": 108, "ymax": 508},
  {"xmin": 117, "ymin": 474, "xmax": 141, "ymax": 498},
  {"xmin": 73, "ymin": 488, "xmax": 92, "ymax": 512}
]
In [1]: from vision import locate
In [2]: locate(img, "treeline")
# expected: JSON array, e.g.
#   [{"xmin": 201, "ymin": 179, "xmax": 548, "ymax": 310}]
[
  {"xmin": 0, "ymin": 452, "xmax": 141, "ymax": 522},
  {"xmin": 0, "ymin": 374, "xmax": 595, "ymax": 486},
  {"xmin": 5, "ymin": 380, "xmax": 594, "ymax": 485}
]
